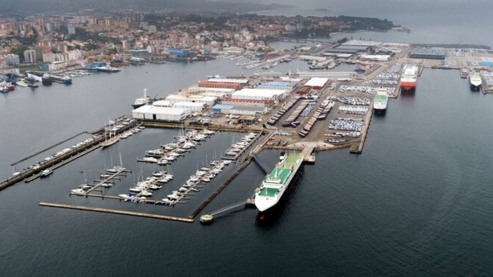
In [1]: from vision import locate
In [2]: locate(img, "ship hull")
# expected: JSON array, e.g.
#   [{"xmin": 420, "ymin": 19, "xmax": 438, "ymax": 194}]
[
  {"xmin": 132, "ymin": 104, "xmax": 146, "ymax": 109},
  {"xmin": 470, "ymin": 84, "xmax": 481, "ymax": 91},
  {"xmin": 374, "ymin": 108, "xmax": 387, "ymax": 115},
  {"xmin": 400, "ymin": 81, "xmax": 416, "ymax": 91},
  {"xmin": 42, "ymin": 79, "xmax": 53, "ymax": 86},
  {"xmin": 102, "ymin": 137, "xmax": 119, "ymax": 148}
]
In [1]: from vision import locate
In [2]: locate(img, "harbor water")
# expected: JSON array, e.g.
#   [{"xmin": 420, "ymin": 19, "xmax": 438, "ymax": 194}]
[{"xmin": 2, "ymin": 32, "xmax": 493, "ymax": 277}]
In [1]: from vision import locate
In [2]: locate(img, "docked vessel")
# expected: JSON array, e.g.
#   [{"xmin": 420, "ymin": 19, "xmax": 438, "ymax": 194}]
[
  {"xmin": 132, "ymin": 88, "xmax": 152, "ymax": 109},
  {"xmin": 96, "ymin": 66, "xmax": 121, "ymax": 73},
  {"xmin": 49, "ymin": 74, "xmax": 72, "ymax": 85},
  {"xmin": 102, "ymin": 122, "xmax": 119, "ymax": 148},
  {"xmin": 309, "ymin": 59, "xmax": 336, "ymax": 70},
  {"xmin": 373, "ymin": 88, "xmax": 389, "ymax": 112},
  {"xmin": 42, "ymin": 74, "xmax": 53, "ymax": 86},
  {"xmin": 254, "ymin": 153, "xmax": 304, "ymax": 212},
  {"xmin": 40, "ymin": 169, "xmax": 53, "ymax": 178},
  {"xmin": 469, "ymin": 71, "xmax": 482, "ymax": 90},
  {"xmin": 400, "ymin": 64, "xmax": 418, "ymax": 91}
]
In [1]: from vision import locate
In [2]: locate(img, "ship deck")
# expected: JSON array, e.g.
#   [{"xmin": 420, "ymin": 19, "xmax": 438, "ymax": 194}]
[
  {"xmin": 374, "ymin": 95, "xmax": 387, "ymax": 103},
  {"xmin": 266, "ymin": 154, "xmax": 301, "ymax": 184},
  {"xmin": 258, "ymin": 187, "xmax": 279, "ymax": 197}
]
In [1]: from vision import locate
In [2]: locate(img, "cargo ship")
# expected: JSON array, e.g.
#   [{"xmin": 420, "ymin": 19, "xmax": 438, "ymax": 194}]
[
  {"xmin": 254, "ymin": 153, "xmax": 304, "ymax": 212},
  {"xmin": 373, "ymin": 88, "xmax": 389, "ymax": 112},
  {"xmin": 400, "ymin": 64, "xmax": 418, "ymax": 91},
  {"xmin": 469, "ymin": 71, "xmax": 482, "ymax": 91}
]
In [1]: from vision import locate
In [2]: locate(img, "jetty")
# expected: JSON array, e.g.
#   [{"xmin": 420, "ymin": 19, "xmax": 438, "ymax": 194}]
[{"xmin": 39, "ymin": 202, "xmax": 193, "ymax": 223}]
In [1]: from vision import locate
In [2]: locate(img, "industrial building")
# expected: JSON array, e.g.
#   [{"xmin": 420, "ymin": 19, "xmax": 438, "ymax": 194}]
[
  {"xmin": 299, "ymin": 71, "xmax": 356, "ymax": 79},
  {"xmin": 296, "ymin": 86, "xmax": 312, "ymax": 95},
  {"xmin": 132, "ymin": 106, "xmax": 191, "ymax": 121},
  {"xmin": 165, "ymin": 94, "xmax": 217, "ymax": 106},
  {"xmin": 198, "ymin": 81, "xmax": 243, "ymax": 90},
  {"xmin": 481, "ymin": 58, "xmax": 493, "ymax": 67},
  {"xmin": 231, "ymin": 88, "xmax": 288, "ymax": 101},
  {"xmin": 360, "ymin": 54, "xmax": 391, "ymax": 62},
  {"xmin": 304, "ymin": 77, "xmax": 330, "ymax": 89},
  {"xmin": 409, "ymin": 47, "xmax": 447, "ymax": 59},
  {"xmin": 152, "ymin": 100, "xmax": 172, "ymax": 107},
  {"xmin": 212, "ymin": 104, "xmax": 268, "ymax": 116},
  {"xmin": 256, "ymin": 81, "xmax": 295, "ymax": 90},
  {"xmin": 328, "ymin": 45, "xmax": 370, "ymax": 54},
  {"xmin": 221, "ymin": 98, "xmax": 274, "ymax": 108},
  {"xmin": 207, "ymin": 78, "xmax": 249, "ymax": 85},
  {"xmin": 172, "ymin": 102, "xmax": 205, "ymax": 111},
  {"xmin": 188, "ymin": 86, "xmax": 235, "ymax": 95}
]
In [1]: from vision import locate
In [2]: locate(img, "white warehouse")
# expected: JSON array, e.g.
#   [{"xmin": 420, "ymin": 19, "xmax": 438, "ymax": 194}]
[
  {"xmin": 132, "ymin": 106, "xmax": 191, "ymax": 121},
  {"xmin": 166, "ymin": 94, "xmax": 218, "ymax": 106},
  {"xmin": 173, "ymin": 102, "xmax": 205, "ymax": 111},
  {"xmin": 231, "ymin": 88, "xmax": 288, "ymax": 101}
]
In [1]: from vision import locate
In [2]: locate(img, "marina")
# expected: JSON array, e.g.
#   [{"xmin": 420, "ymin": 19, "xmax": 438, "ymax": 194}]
[{"xmin": 0, "ymin": 116, "xmax": 139, "ymax": 190}]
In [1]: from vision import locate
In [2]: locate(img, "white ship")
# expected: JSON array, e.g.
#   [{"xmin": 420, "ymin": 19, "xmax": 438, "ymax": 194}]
[
  {"xmin": 132, "ymin": 88, "xmax": 152, "ymax": 109},
  {"xmin": 400, "ymin": 64, "xmax": 419, "ymax": 91},
  {"xmin": 254, "ymin": 153, "xmax": 304, "ymax": 212},
  {"xmin": 373, "ymin": 88, "xmax": 389, "ymax": 111},
  {"xmin": 469, "ymin": 71, "xmax": 482, "ymax": 90}
]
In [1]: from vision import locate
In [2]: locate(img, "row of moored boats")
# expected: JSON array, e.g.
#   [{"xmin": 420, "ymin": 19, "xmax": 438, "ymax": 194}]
[
  {"xmin": 71, "ymin": 165, "xmax": 128, "ymax": 195},
  {"xmin": 139, "ymin": 129, "xmax": 215, "ymax": 165},
  {"xmin": 164, "ymin": 159, "xmax": 232, "ymax": 205},
  {"xmin": 224, "ymin": 132, "xmax": 258, "ymax": 157}
]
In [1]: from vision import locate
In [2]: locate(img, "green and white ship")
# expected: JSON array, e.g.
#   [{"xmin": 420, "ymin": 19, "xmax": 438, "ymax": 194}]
[
  {"xmin": 373, "ymin": 88, "xmax": 389, "ymax": 112},
  {"xmin": 255, "ymin": 153, "xmax": 304, "ymax": 212}
]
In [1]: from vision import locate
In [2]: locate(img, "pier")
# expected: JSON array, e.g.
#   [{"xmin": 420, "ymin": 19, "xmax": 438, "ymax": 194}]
[
  {"xmin": 350, "ymin": 105, "xmax": 373, "ymax": 154},
  {"xmin": 83, "ymin": 167, "xmax": 128, "ymax": 194},
  {"xmin": 300, "ymin": 146, "xmax": 316, "ymax": 163},
  {"xmin": 39, "ymin": 202, "xmax": 194, "ymax": 223},
  {"xmin": 199, "ymin": 200, "xmax": 251, "ymax": 224},
  {"xmin": 10, "ymin": 131, "xmax": 89, "ymax": 166},
  {"xmin": 25, "ymin": 144, "xmax": 102, "ymax": 183}
]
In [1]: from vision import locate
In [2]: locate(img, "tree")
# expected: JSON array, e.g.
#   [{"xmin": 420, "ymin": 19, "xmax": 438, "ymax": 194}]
[{"xmin": 10, "ymin": 45, "xmax": 29, "ymax": 61}]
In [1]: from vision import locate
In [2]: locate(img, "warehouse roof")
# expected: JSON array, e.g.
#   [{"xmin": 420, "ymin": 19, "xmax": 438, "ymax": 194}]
[
  {"xmin": 153, "ymin": 100, "xmax": 172, "ymax": 107},
  {"xmin": 257, "ymin": 81, "xmax": 292, "ymax": 90},
  {"xmin": 305, "ymin": 77, "xmax": 329, "ymax": 88},
  {"xmin": 199, "ymin": 81, "xmax": 242, "ymax": 87},
  {"xmin": 133, "ymin": 105, "xmax": 190, "ymax": 115},
  {"xmin": 166, "ymin": 94, "xmax": 217, "ymax": 102},
  {"xmin": 222, "ymin": 98, "xmax": 274, "ymax": 104},
  {"xmin": 212, "ymin": 104, "xmax": 234, "ymax": 110},
  {"xmin": 207, "ymin": 78, "xmax": 249, "ymax": 84},
  {"xmin": 173, "ymin": 102, "xmax": 206, "ymax": 107},
  {"xmin": 232, "ymin": 88, "xmax": 287, "ymax": 98},
  {"xmin": 229, "ymin": 105, "xmax": 266, "ymax": 112}
]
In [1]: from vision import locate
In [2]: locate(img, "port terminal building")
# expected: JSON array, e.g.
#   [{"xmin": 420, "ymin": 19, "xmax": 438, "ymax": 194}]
[{"xmin": 132, "ymin": 106, "xmax": 191, "ymax": 121}]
